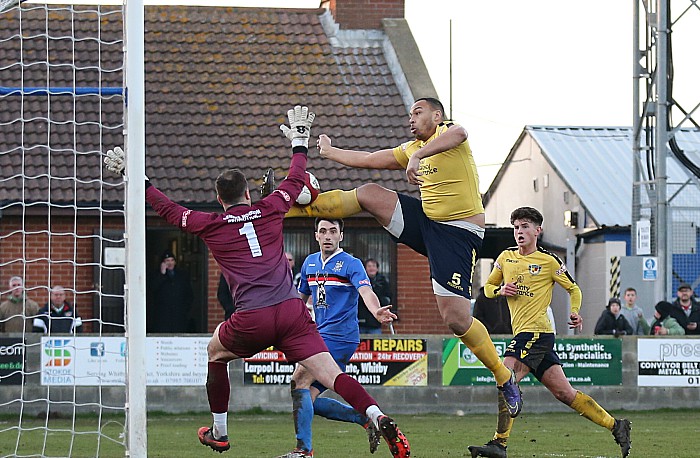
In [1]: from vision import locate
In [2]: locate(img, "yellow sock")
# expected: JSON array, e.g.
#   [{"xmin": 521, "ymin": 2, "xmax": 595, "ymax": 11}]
[
  {"xmin": 284, "ymin": 189, "xmax": 362, "ymax": 218},
  {"xmin": 569, "ymin": 391, "xmax": 615, "ymax": 430},
  {"xmin": 457, "ymin": 318, "xmax": 511, "ymax": 385},
  {"xmin": 493, "ymin": 391, "xmax": 514, "ymax": 444}
]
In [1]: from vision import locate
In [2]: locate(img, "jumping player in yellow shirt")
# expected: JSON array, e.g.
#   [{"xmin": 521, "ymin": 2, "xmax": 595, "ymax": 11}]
[
  {"xmin": 468, "ymin": 207, "xmax": 631, "ymax": 458},
  {"xmin": 267, "ymin": 97, "xmax": 522, "ymax": 420}
]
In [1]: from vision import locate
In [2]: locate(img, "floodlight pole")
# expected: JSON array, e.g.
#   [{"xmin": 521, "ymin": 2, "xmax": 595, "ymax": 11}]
[{"xmin": 655, "ymin": 0, "xmax": 671, "ymax": 302}]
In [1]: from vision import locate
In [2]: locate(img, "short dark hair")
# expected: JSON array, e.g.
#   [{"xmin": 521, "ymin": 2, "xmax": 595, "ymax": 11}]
[
  {"xmin": 510, "ymin": 207, "xmax": 543, "ymax": 226},
  {"xmin": 314, "ymin": 217, "xmax": 344, "ymax": 232},
  {"xmin": 365, "ymin": 258, "xmax": 379, "ymax": 269},
  {"xmin": 215, "ymin": 169, "xmax": 248, "ymax": 204},
  {"xmin": 624, "ymin": 287, "xmax": 637, "ymax": 294},
  {"xmin": 415, "ymin": 97, "xmax": 445, "ymax": 120}
]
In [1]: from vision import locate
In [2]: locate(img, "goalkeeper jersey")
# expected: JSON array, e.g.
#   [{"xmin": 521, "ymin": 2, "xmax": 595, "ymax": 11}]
[
  {"xmin": 485, "ymin": 247, "xmax": 582, "ymax": 335},
  {"xmin": 392, "ymin": 121, "xmax": 483, "ymax": 221},
  {"xmin": 146, "ymin": 152, "xmax": 308, "ymax": 312}
]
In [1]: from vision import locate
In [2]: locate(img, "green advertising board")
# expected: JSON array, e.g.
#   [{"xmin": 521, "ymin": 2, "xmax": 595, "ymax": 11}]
[{"xmin": 442, "ymin": 337, "xmax": 622, "ymax": 386}]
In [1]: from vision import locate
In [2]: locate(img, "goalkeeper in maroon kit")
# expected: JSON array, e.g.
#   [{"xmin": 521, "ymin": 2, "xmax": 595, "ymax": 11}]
[{"xmin": 104, "ymin": 106, "xmax": 410, "ymax": 458}]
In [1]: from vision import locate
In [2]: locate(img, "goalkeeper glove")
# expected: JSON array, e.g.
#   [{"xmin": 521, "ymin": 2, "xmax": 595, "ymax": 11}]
[
  {"xmin": 104, "ymin": 146, "xmax": 149, "ymax": 182},
  {"xmin": 104, "ymin": 146, "xmax": 125, "ymax": 175},
  {"xmin": 280, "ymin": 105, "xmax": 315, "ymax": 148}
]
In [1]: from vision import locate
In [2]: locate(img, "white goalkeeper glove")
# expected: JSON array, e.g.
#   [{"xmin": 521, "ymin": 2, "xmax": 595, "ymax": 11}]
[
  {"xmin": 104, "ymin": 146, "xmax": 125, "ymax": 175},
  {"xmin": 104, "ymin": 146, "xmax": 149, "ymax": 181},
  {"xmin": 280, "ymin": 105, "xmax": 315, "ymax": 148}
]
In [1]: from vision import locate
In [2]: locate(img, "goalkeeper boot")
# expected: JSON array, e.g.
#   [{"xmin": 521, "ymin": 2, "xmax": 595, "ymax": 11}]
[
  {"xmin": 468, "ymin": 440, "xmax": 507, "ymax": 458},
  {"xmin": 260, "ymin": 168, "xmax": 275, "ymax": 198},
  {"xmin": 197, "ymin": 426, "xmax": 230, "ymax": 453},
  {"xmin": 611, "ymin": 418, "xmax": 631, "ymax": 458},
  {"xmin": 498, "ymin": 370, "xmax": 522, "ymax": 418},
  {"xmin": 275, "ymin": 449, "xmax": 313, "ymax": 458},
  {"xmin": 364, "ymin": 420, "xmax": 382, "ymax": 453},
  {"xmin": 378, "ymin": 415, "xmax": 410, "ymax": 458}
]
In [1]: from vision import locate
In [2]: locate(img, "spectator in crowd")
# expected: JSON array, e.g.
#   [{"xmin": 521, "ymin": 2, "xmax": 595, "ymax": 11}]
[
  {"xmin": 33, "ymin": 286, "xmax": 82, "ymax": 334},
  {"xmin": 148, "ymin": 250, "xmax": 194, "ymax": 333},
  {"xmin": 0, "ymin": 276, "xmax": 40, "ymax": 333},
  {"xmin": 670, "ymin": 283, "xmax": 699, "ymax": 335},
  {"xmin": 594, "ymin": 297, "xmax": 634, "ymax": 337},
  {"xmin": 286, "ymin": 252, "xmax": 302, "ymax": 289},
  {"xmin": 650, "ymin": 301, "xmax": 685, "ymax": 335},
  {"xmin": 472, "ymin": 286, "xmax": 512, "ymax": 335},
  {"xmin": 619, "ymin": 287, "xmax": 650, "ymax": 335},
  {"xmin": 217, "ymin": 274, "xmax": 235, "ymax": 321},
  {"xmin": 358, "ymin": 258, "xmax": 393, "ymax": 335}
]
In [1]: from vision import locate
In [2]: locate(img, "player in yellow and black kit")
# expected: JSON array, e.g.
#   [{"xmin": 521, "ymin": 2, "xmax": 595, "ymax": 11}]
[
  {"xmin": 272, "ymin": 98, "xmax": 522, "ymax": 425},
  {"xmin": 468, "ymin": 207, "xmax": 631, "ymax": 458}
]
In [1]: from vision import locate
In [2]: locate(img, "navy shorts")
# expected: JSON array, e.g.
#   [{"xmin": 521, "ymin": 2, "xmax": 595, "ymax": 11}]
[
  {"xmin": 217, "ymin": 298, "xmax": 328, "ymax": 364},
  {"xmin": 504, "ymin": 332, "xmax": 561, "ymax": 381},
  {"xmin": 311, "ymin": 338, "xmax": 359, "ymax": 393},
  {"xmin": 389, "ymin": 193, "xmax": 482, "ymax": 299}
]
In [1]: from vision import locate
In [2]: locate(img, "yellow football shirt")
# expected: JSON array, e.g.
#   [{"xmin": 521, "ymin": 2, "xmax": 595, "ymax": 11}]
[
  {"xmin": 484, "ymin": 247, "xmax": 582, "ymax": 335},
  {"xmin": 392, "ymin": 122, "xmax": 483, "ymax": 221}
]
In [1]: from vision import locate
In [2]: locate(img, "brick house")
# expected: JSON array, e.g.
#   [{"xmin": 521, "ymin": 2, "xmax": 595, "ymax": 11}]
[{"xmin": 0, "ymin": 0, "xmax": 453, "ymax": 334}]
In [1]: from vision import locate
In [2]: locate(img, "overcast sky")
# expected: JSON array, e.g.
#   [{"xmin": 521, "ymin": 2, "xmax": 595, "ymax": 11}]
[{"xmin": 37, "ymin": 0, "xmax": 698, "ymax": 191}]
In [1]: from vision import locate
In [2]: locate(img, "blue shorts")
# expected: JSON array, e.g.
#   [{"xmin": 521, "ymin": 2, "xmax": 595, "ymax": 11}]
[
  {"xmin": 504, "ymin": 332, "xmax": 561, "ymax": 381},
  {"xmin": 311, "ymin": 338, "xmax": 359, "ymax": 393},
  {"xmin": 387, "ymin": 193, "xmax": 482, "ymax": 299}
]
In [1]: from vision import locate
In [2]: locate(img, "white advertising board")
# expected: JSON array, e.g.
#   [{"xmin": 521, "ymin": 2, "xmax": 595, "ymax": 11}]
[
  {"xmin": 40, "ymin": 336, "xmax": 209, "ymax": 386},
  {"xmin": 637, "ymin": 338, "xmax": 700, "ymax": 387}
]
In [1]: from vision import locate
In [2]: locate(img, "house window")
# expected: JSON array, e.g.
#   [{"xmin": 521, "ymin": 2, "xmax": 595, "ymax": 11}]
[{"xmin": 533, "ymin": 178, "xmax": 539, "ymax": 192}]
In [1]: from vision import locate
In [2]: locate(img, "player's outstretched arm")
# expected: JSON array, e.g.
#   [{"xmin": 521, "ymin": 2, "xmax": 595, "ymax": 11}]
[
  {"xmin": 317, "ymin": 134, "xmax": 402, "ymax": 170},
  {"xmin": 358, "ymin": 285, "xmax": 397, "ymax": 324}
]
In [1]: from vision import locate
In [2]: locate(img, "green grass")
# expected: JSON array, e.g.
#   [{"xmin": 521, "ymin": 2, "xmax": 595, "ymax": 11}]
[{"xmin": 0, "ymin": 409, "xmax": 697, "ymax": 457}]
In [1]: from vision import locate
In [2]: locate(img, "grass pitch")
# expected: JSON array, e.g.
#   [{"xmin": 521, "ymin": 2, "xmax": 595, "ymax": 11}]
[{"xmin": 0, "ymin": 409, "xmax": 697, "ymax": 457}]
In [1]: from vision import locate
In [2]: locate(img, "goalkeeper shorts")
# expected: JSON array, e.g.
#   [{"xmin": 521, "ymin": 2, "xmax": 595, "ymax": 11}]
[{"xmin": 218, "ymin": 297, "xmax": 328, "ymax": 363}]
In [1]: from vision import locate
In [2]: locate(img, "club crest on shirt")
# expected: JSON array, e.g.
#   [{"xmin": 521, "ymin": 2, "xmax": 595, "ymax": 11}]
[
  {"xmin": 332, "ymin": 260, "xmax": 343, "ymax": 272},
  {"xmin": 528, "ymin": 264, "xmax": 541, "ymax": 275}
]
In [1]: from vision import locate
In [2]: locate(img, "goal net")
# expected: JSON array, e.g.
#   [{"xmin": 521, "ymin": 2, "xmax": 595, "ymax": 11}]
[{"xmin": 0, "ymin": 2, "xmax": 146, "ymax": 456}]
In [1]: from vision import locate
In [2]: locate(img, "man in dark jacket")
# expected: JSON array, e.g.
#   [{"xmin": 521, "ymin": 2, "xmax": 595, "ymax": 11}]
[
  {"xmin": 217, "ymin": 274, "xmax": 235, "ymax": 321},
  {"xmin": 148, "ymin": 250, "xmax": 194, "ymax": 333},
  {"xmin": 33, "ymin": 286, "xmax": 82, "ymax": 334},
  {"xmin": 472, "ymin": 287, "xmax": 512, "ymax": 335},
  {"xmin": 594, "ymin": 297, "xmax": 633, "ymax": 337},
  {"xmin": 358, "ymin": 258, "xmax": 392, "ymax": 334},
  {"xmin": 670, "ymin": 283, "xmax": 700, "ymax": 335}
]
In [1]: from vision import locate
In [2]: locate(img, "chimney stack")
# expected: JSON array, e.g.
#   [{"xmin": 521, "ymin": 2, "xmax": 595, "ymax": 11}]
[{"xmin": 320, "ymin": 0, "xmax": 405, "ymax": 30}]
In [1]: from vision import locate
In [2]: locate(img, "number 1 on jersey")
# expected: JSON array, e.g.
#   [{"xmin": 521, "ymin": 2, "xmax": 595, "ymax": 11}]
[{"xmin": 239, "ymin": 222, "xmax": 262, "ymax": 257}]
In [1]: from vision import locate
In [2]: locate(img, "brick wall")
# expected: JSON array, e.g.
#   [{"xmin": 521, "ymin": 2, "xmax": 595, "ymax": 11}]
[
  {"xmin": 206, "ymin": 253, "xmax": 224, "ymax": 332},
  {"xmin": 394, "ymin": 245, "xmax": 444, "ymax": 334},
  {"xmin": 3, "ymin": 214, "xmax": 454, "ymax": 335},
  {"xmin": 321, "ymin": 0, "xmax": 405, "ymax": 30}
]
